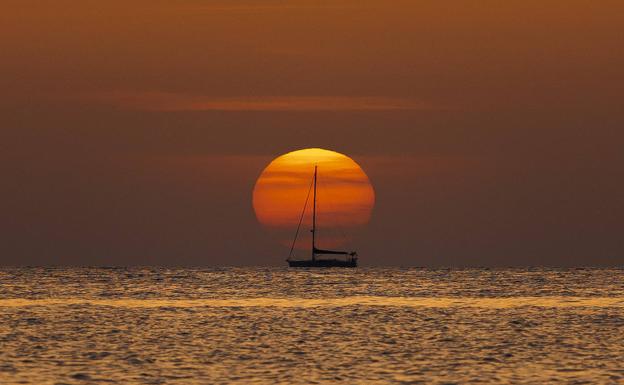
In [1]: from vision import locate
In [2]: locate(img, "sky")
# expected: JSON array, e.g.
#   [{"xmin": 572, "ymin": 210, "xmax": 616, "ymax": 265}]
[{"xmin": 1, "ymin": 0, "xmax": 623, "ymax": 266}]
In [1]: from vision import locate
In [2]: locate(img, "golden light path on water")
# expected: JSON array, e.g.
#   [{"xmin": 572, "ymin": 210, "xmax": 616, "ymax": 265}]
[
  {"xmin": 2, "ymin": 296, "xmax": 624, "ymax": 308},
  {"xmin": 3, "ymin": 268, "xmax": 624, "ymax": 384}
]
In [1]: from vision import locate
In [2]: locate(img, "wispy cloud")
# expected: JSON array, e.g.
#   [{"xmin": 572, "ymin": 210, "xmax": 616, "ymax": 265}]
[
  {"xmin": 94, "ymin": 92, "xmax": 435, "ymax": 112},
  {"xmin": 173, "ymin": 1, "xmax": 363, "ymax": 13},
  {"xmin": 182, "ymin": 5, "xmax": 356, "ymax": 12}
]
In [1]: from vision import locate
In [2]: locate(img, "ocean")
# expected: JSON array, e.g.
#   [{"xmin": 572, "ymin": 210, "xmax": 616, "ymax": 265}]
[{"xmin": 1, "ymin": 267, "xmax": 623, "ymax": 384}]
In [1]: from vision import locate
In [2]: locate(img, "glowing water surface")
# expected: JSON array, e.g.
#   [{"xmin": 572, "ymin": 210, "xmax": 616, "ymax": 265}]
[
  {"xmin": 1, "ymin": 267, "xmax": 623, "ymax": 384},
  {"xmin": 2, "ymin": 296, "xmax": 624, "ymax": 308}
]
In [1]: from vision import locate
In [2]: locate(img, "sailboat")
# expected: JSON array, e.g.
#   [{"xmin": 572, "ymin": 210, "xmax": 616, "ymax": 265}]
[{"xmin": 287, "ymin": 166, "xmax": 358, "ymax": 268}]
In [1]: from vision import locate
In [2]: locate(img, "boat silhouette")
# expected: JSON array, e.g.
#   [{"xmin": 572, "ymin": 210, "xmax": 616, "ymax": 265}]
[{"xmin": 287, "ymin": 166, "xmax": 358, "ymax": 268}]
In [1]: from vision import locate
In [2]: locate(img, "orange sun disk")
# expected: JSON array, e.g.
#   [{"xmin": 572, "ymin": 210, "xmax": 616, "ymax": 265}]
[{"xmin": 252, "ymin": 148, "xmax": 375, "ymax": 248}]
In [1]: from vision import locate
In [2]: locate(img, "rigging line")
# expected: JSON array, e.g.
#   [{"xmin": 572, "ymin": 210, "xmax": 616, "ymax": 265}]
[{"xmin": 288, "ymin": 176, "xmax": 314, "ymax": 260}]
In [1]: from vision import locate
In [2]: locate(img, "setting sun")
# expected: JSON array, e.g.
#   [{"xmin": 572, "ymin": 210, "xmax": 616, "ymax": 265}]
[{"xmin": 252, "ymin": 148, "xmax": 375, "ymax": 248}]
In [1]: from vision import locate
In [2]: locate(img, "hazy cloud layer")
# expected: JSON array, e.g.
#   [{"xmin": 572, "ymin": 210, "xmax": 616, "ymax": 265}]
[{"xmin": 92, "ymin": 92, "xmax": 434, "ymax": 112}]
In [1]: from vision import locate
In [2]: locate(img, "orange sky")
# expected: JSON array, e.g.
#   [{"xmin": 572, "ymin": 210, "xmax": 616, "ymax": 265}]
[{"xmin": 1, "ymin": 1, "xmax": 623, "ymax": 265}]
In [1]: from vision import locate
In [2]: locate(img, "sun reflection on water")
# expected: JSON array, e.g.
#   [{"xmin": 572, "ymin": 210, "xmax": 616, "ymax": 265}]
[{"xmin": 2, "ymin": 296, "xmax": 623, "ymax": 308}]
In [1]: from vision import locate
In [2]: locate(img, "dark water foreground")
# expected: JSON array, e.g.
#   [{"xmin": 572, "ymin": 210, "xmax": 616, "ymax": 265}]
[{"xmin": 1, "ymin": 267, "xmax": 623, "ymax": 384}]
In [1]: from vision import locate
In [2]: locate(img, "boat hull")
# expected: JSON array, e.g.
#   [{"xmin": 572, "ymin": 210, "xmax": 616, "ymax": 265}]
[{"xmin": 287, "ymin": 259, "xmax": 357, "ymax": 268}]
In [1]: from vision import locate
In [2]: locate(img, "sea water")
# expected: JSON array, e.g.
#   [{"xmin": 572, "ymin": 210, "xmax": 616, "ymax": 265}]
[{"xmin": 1, "ymin": 267, "xmax": 623, "ymax": 384}]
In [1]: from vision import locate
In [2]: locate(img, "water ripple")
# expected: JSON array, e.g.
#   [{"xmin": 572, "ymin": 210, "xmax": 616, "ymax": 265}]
[{"xmin": 1, "ymin": 267, "xmax": 623, "ymax": 384}]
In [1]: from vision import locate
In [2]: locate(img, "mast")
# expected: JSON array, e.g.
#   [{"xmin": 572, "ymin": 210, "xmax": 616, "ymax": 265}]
[{"xmin": 311, "ymin": 165, "xmax": 317, "ymax": 261}]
